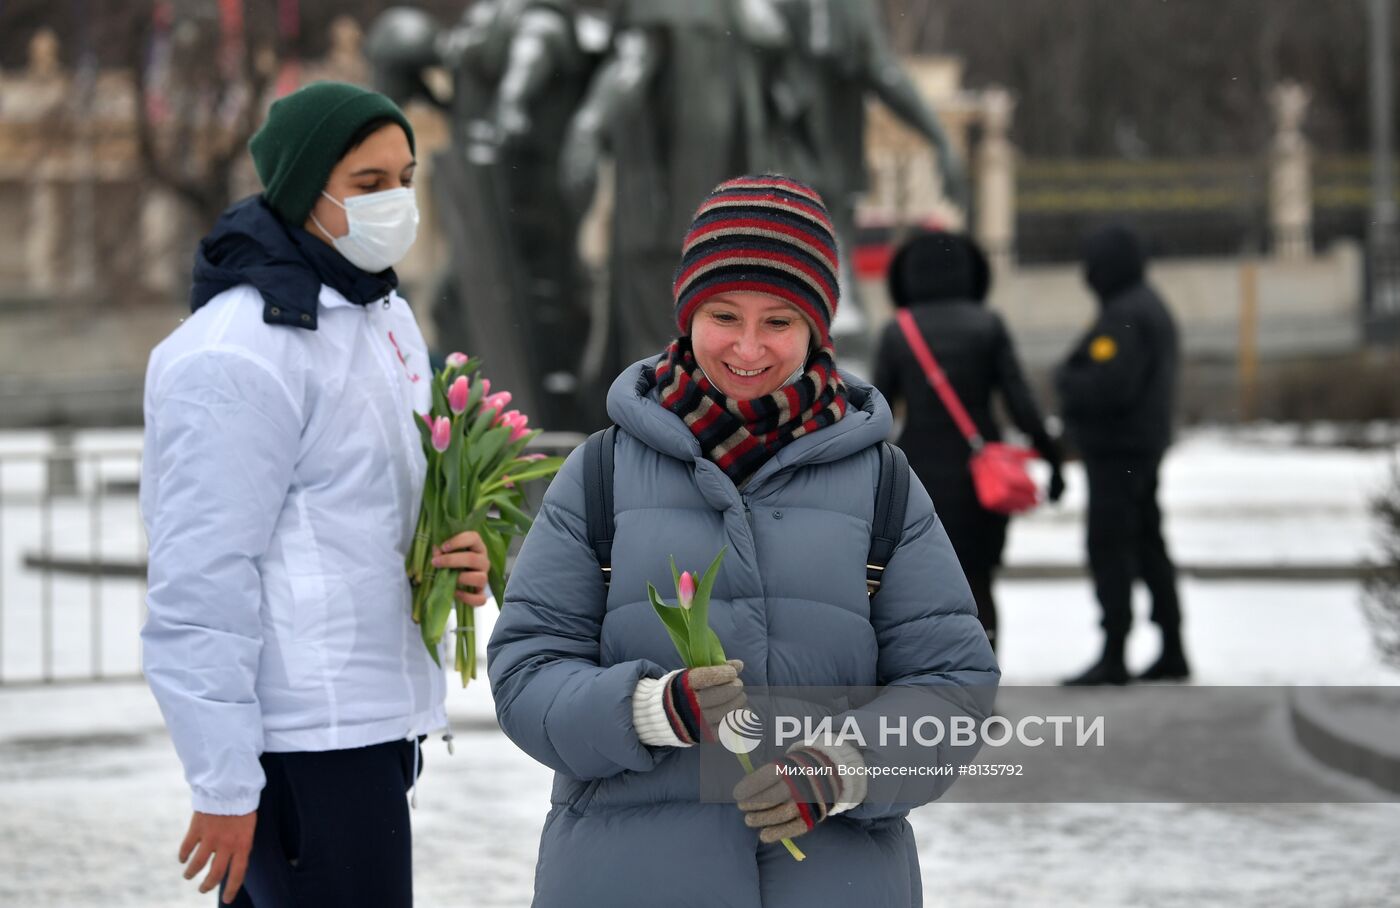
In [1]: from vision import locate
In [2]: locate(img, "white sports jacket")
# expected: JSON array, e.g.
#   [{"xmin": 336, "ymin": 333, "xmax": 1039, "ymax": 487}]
[{"xmin": 140, "ymin": 284, "xmax": 446, "ymax": 815}]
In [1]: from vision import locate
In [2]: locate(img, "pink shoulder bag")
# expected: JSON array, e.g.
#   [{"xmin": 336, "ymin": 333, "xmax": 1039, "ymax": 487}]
[{"xmin": 895, "ymin": 309, "xmax": 1039, "ymax": 515}]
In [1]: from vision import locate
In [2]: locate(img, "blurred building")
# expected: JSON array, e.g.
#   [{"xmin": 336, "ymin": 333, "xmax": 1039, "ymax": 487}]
[{"xmin": 0, "ymin": 14, "xmax": 1394, "ymax": 428}]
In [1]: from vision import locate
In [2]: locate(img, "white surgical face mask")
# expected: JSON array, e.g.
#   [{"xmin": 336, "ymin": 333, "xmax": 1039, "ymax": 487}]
[{"xmin": 312, "ymin": 187, "xmax": 419, "ymax": 273}]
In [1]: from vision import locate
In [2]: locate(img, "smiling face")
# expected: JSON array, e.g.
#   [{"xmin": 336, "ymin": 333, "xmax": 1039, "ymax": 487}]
[
  {"xmin": 689, "ymin": 292, "xmax": 813, "ymax": 400},
  {"xmin": 304, "ymin": 123, "xmax": 416, "ymax": 242}
]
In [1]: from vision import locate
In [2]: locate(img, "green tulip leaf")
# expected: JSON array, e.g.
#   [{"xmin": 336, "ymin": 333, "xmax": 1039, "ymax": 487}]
[
  {"xmin": 420, "ymin": 568, "xmax": 458, "ymax": 667},
  {"xmin": 488, "ymin": 563, "xmax": 506, "ymax": 612},
  {"xmin": 705, "ymin": 627, "xmax": 728, "ymax": 665},
  {"xmin": 686, "ymin": 548, "xmax": 727, "ymax": 667},
  {"xmin": 492, "ymin": 497, "xmax": 534, "ymax": 534},
  {"xmin": 647, "ymin": 582, "xmax": 693, "ymax": 667}
]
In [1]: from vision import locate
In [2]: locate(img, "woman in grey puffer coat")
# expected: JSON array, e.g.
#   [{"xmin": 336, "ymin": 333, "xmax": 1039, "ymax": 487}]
[{"xmin": 488, "ymin": 175, "xmax": 999, "ymax": 908}]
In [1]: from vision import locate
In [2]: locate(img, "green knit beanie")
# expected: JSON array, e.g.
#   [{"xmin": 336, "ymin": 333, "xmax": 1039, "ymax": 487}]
[{"xmin": 249, "ymin": 81, "xmax": 416, "ymax": 226}]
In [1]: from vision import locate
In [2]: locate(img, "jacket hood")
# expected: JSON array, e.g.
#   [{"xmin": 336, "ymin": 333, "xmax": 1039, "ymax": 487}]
[
  {"xmin": 1082, "ymin": 225, "xmax": 1146, "ymax": 302},
  {"xmin": 190, "ymin": 195, "xmax": 397, "ymax": 330},
  {"xmin": 888, "ymin": 231, "xmax": 978, "ymax": 307},
  {"xmin": 606, "ymin": 357, "xmax": 893, "ymax": 485}
]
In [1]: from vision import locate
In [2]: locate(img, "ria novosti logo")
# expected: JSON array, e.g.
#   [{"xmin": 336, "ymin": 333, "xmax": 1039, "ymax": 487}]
[
  {"xmin": 717, "ymin": 708, "xmax": 764, "ymax": 754},
  {"xmin": 716, "ymin": 708, "xmax": 1105, "ymax": 752}
]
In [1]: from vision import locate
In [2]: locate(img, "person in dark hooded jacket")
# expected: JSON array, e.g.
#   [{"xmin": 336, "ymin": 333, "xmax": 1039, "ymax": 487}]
[
  {"xmin": 141, "ymin": 82, "xmax": 489, "ymax": 906},
  {"xmin": 874, "ymin": 231, "xmax": 1064, "ymax": 652},
  {"xmin": 1055, "ymin": 224, "xmax": 1188, "ymax": 685}
]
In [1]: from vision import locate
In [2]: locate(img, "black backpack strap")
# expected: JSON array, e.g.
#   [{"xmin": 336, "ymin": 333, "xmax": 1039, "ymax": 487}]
[
  {"xmin": 867, "ymin": 442, "xmax": 910, "ymax": 598},
  {"xmin": 582, "ymin": 425, "xmax": 618, "ymax": 586}
]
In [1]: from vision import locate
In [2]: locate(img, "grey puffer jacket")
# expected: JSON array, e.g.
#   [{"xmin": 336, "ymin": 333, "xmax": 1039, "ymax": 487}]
[{"xmin": 488, "ymin": 360, "xmax": 999, "ymax": 908}]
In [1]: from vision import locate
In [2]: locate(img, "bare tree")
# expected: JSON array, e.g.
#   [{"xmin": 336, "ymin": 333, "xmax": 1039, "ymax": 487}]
[
  {"xmin": 915, "ymin": 0, "xmax": 1383, "ymax": 157},
  {"xmin": 121, "ymin": 1, "xmax": 275, "ymax": 232},
  {"xmin": 881, "ymin": 0, "xmax": 946, "ymax": 57}
]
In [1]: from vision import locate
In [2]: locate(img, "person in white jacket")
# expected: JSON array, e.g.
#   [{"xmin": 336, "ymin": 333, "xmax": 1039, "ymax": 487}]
[{"xmin": 141, "ymin": 82, "xmax": 487, "ymax": 906}]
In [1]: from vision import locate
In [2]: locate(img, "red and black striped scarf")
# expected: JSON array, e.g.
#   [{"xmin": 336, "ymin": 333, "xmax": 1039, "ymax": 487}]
[{"xmin": 656, "ymin": 337, "xmax": 848, "ymax": 487}]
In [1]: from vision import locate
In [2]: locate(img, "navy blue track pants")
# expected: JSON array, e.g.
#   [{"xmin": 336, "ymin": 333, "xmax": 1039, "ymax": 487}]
[{"xmin": 224, "ymin": 738, "xmax": 421, "ymax": 907}]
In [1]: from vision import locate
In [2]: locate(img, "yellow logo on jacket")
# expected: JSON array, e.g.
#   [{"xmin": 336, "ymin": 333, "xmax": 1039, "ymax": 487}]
[{"xmin": 1089, "ymin": 335, "xmax": 1118, "ymax": 362}]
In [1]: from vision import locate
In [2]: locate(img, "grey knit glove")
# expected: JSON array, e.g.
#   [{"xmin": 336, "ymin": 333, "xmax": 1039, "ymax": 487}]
[
  {"xmin": 732, "ymin": 740, "xmax": 868, "ymax": 843},
  {"xmin": 633, "ymin": 660, "xmax": 746, "ymax": 747}
]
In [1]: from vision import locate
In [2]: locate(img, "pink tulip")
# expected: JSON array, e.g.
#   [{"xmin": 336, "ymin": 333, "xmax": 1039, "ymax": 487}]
[
  {"xmin": 501, "ymin": 475, "xmax": 515, "ymax": 490},
  {"xmin": 418, "ymin": 412, "xmax": 433, "ymax": 430},
  {"xmin": 678, "ymin": 571, "xmax": 696, "ymax": 610},
  {"xmin": 445, "ymin": 352, "xmax": 469, "ymax": 369},
  {"xmin": 478, "ymin": 378, "xmax": 491, "ymax": 399},
  {"xmin": 502, "ymin": 410, "xmax": 530, "ymax": 442},
  {"xmin": 448, "ymin": 376, "xmax": 470, "ymax": 414},
  {"xmin": 520, "ymin": 453, "xmax": 548, "ymax": 462},
  {"xmin": 431, "ymin": 416, "xmax": 452, "ymax": 453},
  {"xmin": 483, "ymin": 391, "xmax": 512, "ymax": 416}
]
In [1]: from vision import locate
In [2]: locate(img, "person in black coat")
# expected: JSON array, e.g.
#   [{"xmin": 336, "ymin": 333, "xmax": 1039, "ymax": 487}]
[
  {"xmin": 874, "ymin": 231, "xmax": 1064, "ymax": 652},
  {"xmin": 1056, "ymin": 225, "xmax": 1188, "ymax": 685}
]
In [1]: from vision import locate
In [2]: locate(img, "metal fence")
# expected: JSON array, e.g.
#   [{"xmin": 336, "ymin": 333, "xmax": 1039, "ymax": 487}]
[
  {"xmin": 0, "ymin": 444, "xmax": 146, "ymax": 685},
  {"xmin": 1015, "ymin": 158, "xmax": 1271, "ymax": 263},
  {"xmin": 1013, "ymin": 155, "xmax": 1400, "ymax": 264},
  {"xmin": 0, "ymin": 431, "xmax": 588, "ymax": 687}
]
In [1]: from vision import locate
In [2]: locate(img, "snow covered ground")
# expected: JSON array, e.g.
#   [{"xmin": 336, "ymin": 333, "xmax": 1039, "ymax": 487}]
[
  {"xmin": 2, "ymin": 425, "xmax": 1395, "ymax": 683},
  {"xmin": 1, "ymin": 426, "xmax": 1399, "ymax": 905}
]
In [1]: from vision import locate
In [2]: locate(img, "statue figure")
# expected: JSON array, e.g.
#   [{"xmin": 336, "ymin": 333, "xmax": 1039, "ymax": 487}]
[
  {"xmin": 305, "ymin": 16, "xmax": 373, "ymax": 86},
  {"xmin": 768, "ymin": 0, "xmax": 967, "ymax": 354},
  {"xmin": 28, "ymin": 27, "xmax": 64, "ymax": 80},
  {"xmin": 772, "ymin": 0, "xmax": 966, "ymax": 221},
  {"xmin": 974, "ymin": 86, "xmax": 1016, "ymax": 269},
  {"xmin": 561, "ymin": 1, "xmax": 965, "ymax": 364},
  {"xmin": 560, "ymin": 0, "xmax": 794, "ymax": 364},
  {"xmin": 364, "ymin": 1, "xmax": 968, "ymax": 417},
  {"xmin": 1269, "ymin": 81, "xmax": 1312, "ymax": 260},
  {"xmin": 2, "ymin": 28, "xmax": 69, "ymax": 121},
  {"xmin": 367, "ymin": 2, "xmax": 600, "ymax": 430}
]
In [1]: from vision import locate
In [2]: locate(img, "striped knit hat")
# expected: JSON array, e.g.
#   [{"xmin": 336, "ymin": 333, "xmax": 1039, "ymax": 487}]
[{"xmin": 672, "ymin": 175, "xmax": 840, "ymax": 347}]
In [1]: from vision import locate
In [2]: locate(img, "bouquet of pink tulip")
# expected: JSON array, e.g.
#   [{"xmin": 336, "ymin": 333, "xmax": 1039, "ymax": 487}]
[
  {"xmin": 647, "ymin": 548, "xmax": 806, "ymax": 861},
  {"xmin": 408, "ymin": 352, "xmax": 564, "ymax": 686}
]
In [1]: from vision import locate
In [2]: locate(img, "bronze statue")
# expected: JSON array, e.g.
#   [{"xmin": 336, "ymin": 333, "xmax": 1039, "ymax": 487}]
[
  {"xmin": 368, "ymin": 2, "xmax": 600, "ymax": 430},
  {"xmin": 778, "ymin": 0, "xmax": 965, "ymax": 213},
  {"xmin": 768, "ymin": 0, "xmax": 967, "ymax": 355},
  {"xmin": 560, "ymin": 0, "xmax": 798, "ymax": 364},
  {"xmin": 563, "ymin": 0, "xmax": 965, "ymax": 365},
  {"xmin": 367, "ymin": 2, "xmax": 967, "ymax": 423}
]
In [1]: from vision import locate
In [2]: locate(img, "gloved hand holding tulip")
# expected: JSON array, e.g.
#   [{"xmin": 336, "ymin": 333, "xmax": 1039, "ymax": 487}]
[
  {"xmin": 640, "ymin": 550, "xmax": 807, "ymax": 861},
  {"xmin": 407, "ymin": 352, "xmax": 563, "ymax": 686},
  {"xmin": 650, "ymin": 659, "xmax": 747, "ymax": 745},
  {"xmin": 733, "ymin": 745, "xmax": 857, "ymax": 844}
]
